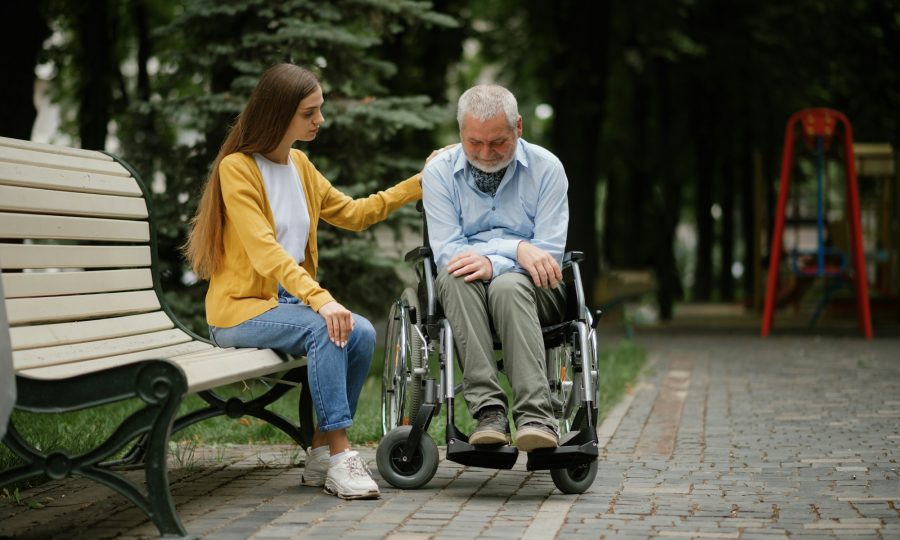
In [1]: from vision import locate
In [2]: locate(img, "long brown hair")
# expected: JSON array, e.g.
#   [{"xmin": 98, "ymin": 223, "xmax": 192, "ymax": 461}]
[{"xmin": 183, "ymin": 63, "xmax": 320, "ymax": 279}]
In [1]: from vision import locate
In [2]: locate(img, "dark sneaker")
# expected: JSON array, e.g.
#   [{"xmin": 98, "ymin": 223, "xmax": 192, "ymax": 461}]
[
  {"xmin": 469, "ymin": 406, "xmax": 510, "ymax": 445},
  {"xmin": 515, "ymin": 422, "xmax": 559, "ymax": 452}
]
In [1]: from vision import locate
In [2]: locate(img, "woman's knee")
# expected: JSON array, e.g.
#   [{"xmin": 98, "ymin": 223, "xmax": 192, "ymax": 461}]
[{"xmin": 351, "ymin": 314, "xmax": 376, "ymax": 348}]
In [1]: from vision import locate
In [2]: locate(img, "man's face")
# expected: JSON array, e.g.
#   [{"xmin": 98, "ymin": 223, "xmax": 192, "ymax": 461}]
[{"xmin": 460, "ymin": 113, "xmax": 521, "ymax": 172}]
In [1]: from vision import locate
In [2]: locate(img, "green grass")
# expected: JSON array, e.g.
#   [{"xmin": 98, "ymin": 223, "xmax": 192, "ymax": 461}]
[{"xmin": 0, "ymin": 339, "xmax": 645, "ymax": 475}]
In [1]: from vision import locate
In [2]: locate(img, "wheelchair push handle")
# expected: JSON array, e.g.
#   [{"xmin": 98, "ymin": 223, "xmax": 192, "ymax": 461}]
[{"xmin": 592, "ymin": 309, "xmax": 603, "ymax": 329}]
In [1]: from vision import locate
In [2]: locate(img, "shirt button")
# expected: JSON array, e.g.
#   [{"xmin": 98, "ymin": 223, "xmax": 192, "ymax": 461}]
[{"xmin": 491, "ymin": 206, "xmax": 496, "ymax": 211}]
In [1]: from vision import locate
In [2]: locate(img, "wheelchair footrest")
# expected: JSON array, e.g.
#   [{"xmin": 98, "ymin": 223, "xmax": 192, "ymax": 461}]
[
  {"xmin": 525, "ymin": 439, "xmax": 599, "ymax": 471},
  {"xmin": 446, "ymin": 438, "xmax": 519, "ymax": 469}
]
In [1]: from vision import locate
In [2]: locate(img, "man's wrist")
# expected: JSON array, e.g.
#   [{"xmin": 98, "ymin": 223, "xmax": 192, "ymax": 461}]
[{"xmin": 483, "ymin": 255, "xmax": 493, "ymax": 280}]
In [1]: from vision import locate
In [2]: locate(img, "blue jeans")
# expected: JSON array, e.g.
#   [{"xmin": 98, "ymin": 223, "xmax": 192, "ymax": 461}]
[{"xmin": 209, "ymin": 288, "xmax": 375, "ymax": 432}]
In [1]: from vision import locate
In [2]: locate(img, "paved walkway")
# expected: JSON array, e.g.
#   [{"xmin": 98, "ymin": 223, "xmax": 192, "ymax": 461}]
[{"xmin": 2, "ymin": 334, "xmax": 899, "ymax": 539}]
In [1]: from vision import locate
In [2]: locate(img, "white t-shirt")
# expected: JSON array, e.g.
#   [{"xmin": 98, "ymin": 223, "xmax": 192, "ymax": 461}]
[{"xmin": 253, "ymin": 153, "xmax": 310, "ymax": 264}]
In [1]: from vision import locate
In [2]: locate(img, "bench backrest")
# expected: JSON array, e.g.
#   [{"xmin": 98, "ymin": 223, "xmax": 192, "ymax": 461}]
[{"xmin": 0, "ymin": 137, "xmax": 204, "ymax": 377}]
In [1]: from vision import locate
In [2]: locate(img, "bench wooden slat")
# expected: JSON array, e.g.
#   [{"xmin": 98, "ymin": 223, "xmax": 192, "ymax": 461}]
[
  {"xmin": 13, "ymin": 328, "xmax": 194, "ymax": 370},
  {"xmin": 0, "ymin": 145, "xmax": 129, "ymax": 177},
  {"xmin": 0, "ymin": 244, "xmax": 151, "ymax": 270},
  {"xmin": 18, "ymin": 341, "xmax": 215, "ymax": 380},
  {"xmin": 169, "ymin": 346, "xmax": 307, "ymax": 369},
  {"xmin": 0, "ymin": 185, "xmax": 148, "ymax": 219},
  {"xmin": 10, "ymin": 311, "xmax": 174, "ymax": 350},
  {"xmin": 179, "ymin": 350, "xmax": 302, "ymax": 393},
  {"xmin": 2, "ymin": 269, "xmax": 153, "ymax": 299},
  {"xmin": 0, "ymin": 162, "xmax": 143, "ymax": 197},
  {"xmin": 169, "ymin": 346, "xmax": 259, "ymax": 360},
  {"xmin": 0, "ymin": 212, "xmax": 150, "ymax": 242},
  {"xmin": 0, "ymin": 136, "xmax": 115, "ymax": 161},
  {"xmin": 18, "ymin": 345, "xmax": 301, "ymax": 395},
  {"xmin": 6, "ymin": 290, "xmax": 160, "ymax": 325}
]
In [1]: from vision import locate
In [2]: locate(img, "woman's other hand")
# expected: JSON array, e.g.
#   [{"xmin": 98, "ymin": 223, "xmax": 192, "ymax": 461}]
[
  {"xmin": 425, "ymin": 143, "xmax": 458, "ymax": 166},
  {"xmin": 318, "ymin": 301, "xmax": 355, "ymax": 347}
]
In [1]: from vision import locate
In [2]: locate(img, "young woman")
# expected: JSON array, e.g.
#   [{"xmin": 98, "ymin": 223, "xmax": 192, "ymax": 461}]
[{"xmin": 184, "ymin": 63, "xmax": 422, "ymax": 500}]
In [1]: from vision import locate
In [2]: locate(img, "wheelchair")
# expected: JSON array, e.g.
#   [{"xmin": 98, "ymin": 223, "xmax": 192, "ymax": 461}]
[{"xmin": 375, "ymin": 206, "xmax": 602, "ymax": 494}]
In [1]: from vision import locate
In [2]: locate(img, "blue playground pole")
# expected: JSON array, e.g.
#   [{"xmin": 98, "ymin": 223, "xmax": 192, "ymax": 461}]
[{"xmin": 815, "ymin": 135, "xmax": 825, "ymax": 276}]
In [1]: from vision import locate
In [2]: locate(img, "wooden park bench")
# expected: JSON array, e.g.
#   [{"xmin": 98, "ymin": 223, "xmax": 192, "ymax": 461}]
[
  {"xmin": 0, "ymin": 136, "xmax": 313, "ymax": 538},
  {"xmin": 594, "ymin": 268, "xmax": 657, "ymax": 337}
]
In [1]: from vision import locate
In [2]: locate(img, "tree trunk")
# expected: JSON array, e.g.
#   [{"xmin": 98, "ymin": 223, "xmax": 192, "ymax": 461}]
[
  {"xmin": 0, "ymin": 2, "xmax": 49, "ymax": 139},
  {"xmin": 118, "ymin": 0, "xmax": 159, "ymax": 177},
  {"xmin": 73, "ymin": 1, "xmax": 116, "ymax": 150},
  {"xmin": 741, "ymin": 147, "xmax": 756, "ymax": 304},
  {"xmin": 719, "ymin": 134, "xmax": 736, "ymax": 302},
  {"xmin": 692, "ymin": 91, "xmax": 716, "ymax": 301},
  {"xmin": 650, "ymin": 61, "xmax": 684, "ymax": 320},
  {"xmin": 544, "ymin": 1, "xmax": 612, "ymax": 304}
]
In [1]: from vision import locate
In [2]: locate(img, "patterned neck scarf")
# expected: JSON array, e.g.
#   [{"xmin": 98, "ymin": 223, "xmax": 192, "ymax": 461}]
[{"xmin": 470, "ymin": 165, "xmax": 507, "ymax": 197}]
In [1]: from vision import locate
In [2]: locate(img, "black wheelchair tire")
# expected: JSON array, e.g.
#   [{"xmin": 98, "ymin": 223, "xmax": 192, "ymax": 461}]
[
  {"xmin": 400, "ymin": 288, "xmax": 424, "ymax": 424},
  {"xmin": 376, "ymin": 426, "xmax": 439, "ymax": 489},
  {"xmin": 550, "ymin": 459, "xmax": 598, "ymax": 494},
  {"xmin": 381, "ymin": 299, "xmax": 405, "ymax": 435}
]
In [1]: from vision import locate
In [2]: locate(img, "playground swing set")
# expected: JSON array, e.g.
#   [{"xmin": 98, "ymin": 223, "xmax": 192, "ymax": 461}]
[{"xmin": 761, "ymin": 108, "xmax": 883, "ymax": 339}]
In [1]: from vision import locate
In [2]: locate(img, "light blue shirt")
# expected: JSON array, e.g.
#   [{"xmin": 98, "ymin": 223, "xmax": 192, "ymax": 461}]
[{"xmin": 422, "ymin": 138, "xmax": 569, "ymax": 278}]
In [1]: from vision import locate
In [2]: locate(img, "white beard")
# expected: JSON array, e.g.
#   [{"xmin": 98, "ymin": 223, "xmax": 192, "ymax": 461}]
[
  {"xmin": 466, "ymin": 152, "xmax": 515, "ymax": 173},
  {"xmin": 464, "ymin": 136, "xmax": 517, "ymax": 173}
]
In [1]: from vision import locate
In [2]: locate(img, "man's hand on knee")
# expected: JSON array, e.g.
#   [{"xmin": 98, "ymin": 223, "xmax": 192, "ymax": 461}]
[
  {"xmin": 448, "ymin": 251, "xmax": 494, "ymax": 282},
  {"xmin": 516, "ymin": 241, "xmax": 561, "ymax": 289}
]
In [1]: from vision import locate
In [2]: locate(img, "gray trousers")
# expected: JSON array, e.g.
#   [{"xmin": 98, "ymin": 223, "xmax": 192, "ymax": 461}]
[{"xmin": 436, "ymin": 270, "xmax": 566, "ymax": 429}]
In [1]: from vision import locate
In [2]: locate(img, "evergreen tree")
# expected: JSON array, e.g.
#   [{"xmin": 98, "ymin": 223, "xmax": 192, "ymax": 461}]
[{"xmin": 144, "ymin": 0, "xmax": 457, "ymax": 331}]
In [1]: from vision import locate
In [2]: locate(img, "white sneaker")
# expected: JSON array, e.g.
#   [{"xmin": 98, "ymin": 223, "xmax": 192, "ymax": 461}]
[
  {"xmin": 301, "ymin": 447, "xmax": 330, "ymax": 487},
  {"xmin": 324, "ymin": 451, "xmax": 380, "ymax": 500}
]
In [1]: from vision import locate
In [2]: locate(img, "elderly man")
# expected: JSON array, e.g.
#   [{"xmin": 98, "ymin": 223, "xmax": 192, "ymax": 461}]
[{"xmin": 422, "ymin": 85, "xmax": 569, "ymax": 451}]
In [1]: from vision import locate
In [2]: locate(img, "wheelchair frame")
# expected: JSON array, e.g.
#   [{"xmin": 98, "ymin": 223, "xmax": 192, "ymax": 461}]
[{"xmin": 376, "ymin": 210, "xmax": 603, "ymax": 494}]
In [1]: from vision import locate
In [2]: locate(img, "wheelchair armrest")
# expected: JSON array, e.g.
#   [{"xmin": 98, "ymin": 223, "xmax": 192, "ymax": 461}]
[
  {"xmin": 563, "ymin": 251, "xmax": 584, "ymax": 265},
  {"xmin": 404, "ymin": 246, "xmax": 433, "ymax": 263}
]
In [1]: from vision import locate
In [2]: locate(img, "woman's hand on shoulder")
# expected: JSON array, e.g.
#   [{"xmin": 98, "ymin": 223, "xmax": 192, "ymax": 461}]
[
  {"xmin": 318, "ymin": 301, "xmax": 354, "ymax": 348},
  {"xmin": 425, "ymin": 143, "xmax": 458, "ymax": 166}
]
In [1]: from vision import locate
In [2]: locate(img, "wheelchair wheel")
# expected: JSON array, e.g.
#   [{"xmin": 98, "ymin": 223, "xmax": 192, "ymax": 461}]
[
  {"xmin": 376, "ymin": 426, "xmax": 439, "ymax": 489},
  {"xmin": 570, "ymin": 316, "xmax": 600, "ymax": 429},
  {"xmin": 381, "ymin": 288, "xmax": 425, "ymax": 435},
  {"xmin": 550, "ymin": 459, "xmax": 598, "ymax": 494},
  {"xmin": 547, "ymin": 342, "xmax": 578, "ymax": 434},
  {"xmin": 579, "ymin": 317, "xmax": 601, "ymax": 425}
]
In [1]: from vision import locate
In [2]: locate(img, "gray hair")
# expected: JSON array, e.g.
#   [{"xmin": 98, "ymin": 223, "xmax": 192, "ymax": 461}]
[{"xmin": 457, "ymin": 85, "xmax": 519, "ymax": 130}]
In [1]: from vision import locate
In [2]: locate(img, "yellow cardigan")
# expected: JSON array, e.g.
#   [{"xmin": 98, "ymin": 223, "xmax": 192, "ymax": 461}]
[{"xmin": 206, "ymin": 149, "xmax": 422, "ymax": 328}]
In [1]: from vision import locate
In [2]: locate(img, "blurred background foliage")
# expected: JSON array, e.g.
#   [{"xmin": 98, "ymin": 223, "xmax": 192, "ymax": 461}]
[{"xmin": 2, "ymin": 0, "xmax": 898, "ymax": 330}]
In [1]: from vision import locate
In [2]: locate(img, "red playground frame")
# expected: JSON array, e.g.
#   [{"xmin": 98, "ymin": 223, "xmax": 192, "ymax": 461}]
[{"xmin": 761, "ymin": 108, "xmax": 873, "ymax": 339}]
